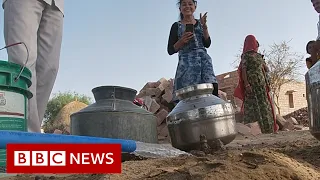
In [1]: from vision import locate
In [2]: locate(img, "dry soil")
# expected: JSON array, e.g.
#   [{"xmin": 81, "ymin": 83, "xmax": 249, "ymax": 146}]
[{"xmin": 2, "ymin": 130, "xmax": 320, "ymax": 180}]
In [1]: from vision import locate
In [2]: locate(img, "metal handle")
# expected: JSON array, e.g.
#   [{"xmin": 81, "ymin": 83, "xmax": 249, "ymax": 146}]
[{"xmin": 0, "ymin": 42, "xmax": 29, "ymax": 82}]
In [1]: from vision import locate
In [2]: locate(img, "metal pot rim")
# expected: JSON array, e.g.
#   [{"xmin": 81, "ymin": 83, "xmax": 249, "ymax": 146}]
[
  {"xmin": 176, "ymin": 83, "xmax": 214, "ymax": 100},
  {"xmin": 92, "ymin": 86, "xmax": 137, "ymax": 93},
  {"xmin": 167, "ymin": 103, "xmax": 234, "ymax": 123}
]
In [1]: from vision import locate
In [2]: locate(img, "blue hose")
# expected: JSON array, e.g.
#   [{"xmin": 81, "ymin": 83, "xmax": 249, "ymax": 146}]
[{"xmin": 0, "ymin": 130, "xmax": 136, "ymax": 153}]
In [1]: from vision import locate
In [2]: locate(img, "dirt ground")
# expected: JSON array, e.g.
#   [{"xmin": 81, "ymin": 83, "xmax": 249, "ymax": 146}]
[{"xmin": 2, "ymin": 130, "xmax": 320, "ymax": 180}]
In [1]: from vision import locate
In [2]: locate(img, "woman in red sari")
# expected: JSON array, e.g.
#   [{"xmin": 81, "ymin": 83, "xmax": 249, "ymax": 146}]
[{"xmin": 234, "ymin": 35, "xmax": 277, "ymax": 133}]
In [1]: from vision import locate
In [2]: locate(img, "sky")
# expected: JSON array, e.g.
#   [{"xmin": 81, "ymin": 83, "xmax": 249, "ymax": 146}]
[{"xmin": 0, "ymin": 0, "xmax": 318, "ymax": 100}]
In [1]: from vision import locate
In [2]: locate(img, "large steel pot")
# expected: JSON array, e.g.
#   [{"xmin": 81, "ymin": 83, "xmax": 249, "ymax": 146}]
[
  {"xmin": 166, "ymin": 83, "xmax": 237, "ymax": 151},
  {"xmin": 305, "ymin": 61, "xmax": 320, "ymax": 141},
  {"xmin": 70, "ymin": 86, "xmax": 158, "ymax": 143}
]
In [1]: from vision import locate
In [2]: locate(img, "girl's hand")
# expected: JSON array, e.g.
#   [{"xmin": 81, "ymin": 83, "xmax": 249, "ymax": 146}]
[
  {"xmin": 173, "ymin": 32, "xmax": 193, "ymax": 51},
  {"xmin": 200, "ymin": 12, "xmax": 208, "ymax": 29},
  {"xmin": 179, "ymin": 32, "xmax": 194, "ymax": 45}
]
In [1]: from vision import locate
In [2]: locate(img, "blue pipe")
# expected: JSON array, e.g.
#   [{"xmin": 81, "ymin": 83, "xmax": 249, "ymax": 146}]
[{"xmin": 0, "ymin": 130, "xmax": 136, "ymax": 153}]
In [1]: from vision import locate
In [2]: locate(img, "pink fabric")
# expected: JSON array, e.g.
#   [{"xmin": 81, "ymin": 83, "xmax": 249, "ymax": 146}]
[{"xmin": 242, "ymin": 35, "xmax": 259, "ymax": 53}]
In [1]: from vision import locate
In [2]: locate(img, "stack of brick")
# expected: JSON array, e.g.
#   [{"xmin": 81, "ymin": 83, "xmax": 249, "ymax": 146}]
[
  {"xmin": 136, "ymin": 78, "xmax": 175, "ymax": 143},
  {"xmin": 236, "ymin": 122, "xmax": 262, "ymax": 136},
  {"xmin": 236, "ymin": 114, "xmax": 308, "ymax": 136},
  {"xmin": 276, "ymin": 114, "xmax": 308, "ymax": 131},
  {"xmin": 283, "ymin": 107, "xmax": 309, "ymax": 127}
]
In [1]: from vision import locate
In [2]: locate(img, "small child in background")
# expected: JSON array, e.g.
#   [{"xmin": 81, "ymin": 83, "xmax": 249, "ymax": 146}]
[
  {"xmin": 306, "ymin": 57, "xmax": 313, "ymax": 69},
  {"xmin": 307, "ymin": 40, "xmax": 315, "ymax": 54},
  {"xmin": 306, "ymin": 40, "xmax": 316, "ymax": 69}
]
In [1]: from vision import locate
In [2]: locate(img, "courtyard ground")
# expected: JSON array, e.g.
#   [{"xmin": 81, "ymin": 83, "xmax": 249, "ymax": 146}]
[{"xmin": 1, "ymin": 130, "xmax": 319, "ymax": 180}]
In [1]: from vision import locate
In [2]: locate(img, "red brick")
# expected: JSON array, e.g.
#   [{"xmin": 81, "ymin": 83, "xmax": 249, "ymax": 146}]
[
  {"xmin": 160, "ymin": 104, "xmax": 170, "ymax": 112},
  {"xmin": 64, "ymin": 127, "xmax": 70, "ymax": 134},
  {"xmin": 154, "ymin": 97, "xmax": 161, "ymax": 104},
  {"xmin": 294, "ymin": 125, "xmax": 304, "ymax": 130},
  {"xmin": 167, "ymin": 82, "xmax": 174, "ymax": 91},
  {"xmin": 149, "ymin": 99, "xmax": 160, "ymax": 114},
  {"xmin": 155, "ymin": 87, "xmax": 165, "ymax": 97},
  {"xmin": 286, "ymin": 117, "xmax": 299, "ymax": 125},
  {"xmin": 218, "ymin": 90, "xmax": 228, "ymax": 101},
  {"xmin": 158, "ymin": 135, "xmax": 166, "ymax": 140},
  {"xmin": 283, "ymin": 121, "xmax": 295, "ymax": 131},
  {"xmin": 158, "ymin": 78, "xmax": 169, "ymax": 85},
  {"xmin": 141, "ymin": 82, "xmax": 161, "ymax": 90},
  {"xmin": 145, "ymin": 88, "xmax": 161, "ymax": 96},
  {"xmin": 276, "ymin": 114, "xmax": 287, "ymax": 130},
  {"xmin": 158, "ymin": 79, "xmax": 170, "ymax": 91},
  {"xmin": 157, "ymin": 123, "xmax": 166, "ymax": 133},
  {"xmin": 162, "ymin": 89, "xmax": 173, "ymax": 103},
  {"xmin": 54, "ymin": 129, "xmax": 62, "ymax": 134},
  {"xmin": 160, "ymin": 99, "xmax": 171, "ymax": 110},
  {"xmin": 157, "ymin": 80, "xmax": 170, "ymax": 91},
  {"xmin": 158, "ymin": 135, "xmax": 171, "ymax": 144},
  {"xmin": 156, "ymin": 109, "xmax": 169, "ymax": 126},
  {"xmin": 159, "ymin": 125, "xmax": 169, "ymax": 137},
  {"xmin": 136, "ymin": 90, "xmax": 146, "ymax": 98},
  {"xmin": 236, "ymin": 123, "xmax": 251, "ymax": 136},
  {"xmin": 246, "ymin": 122, "xmax": 262, "ymax": 136},
  {"xmin": 143, "ymin": 96, "xmax": 153, "ymax": 109},
  {"xmin": 157, "ymin": 84, "xmax": 165, "ymax": 92},
  {"xmin": 169, "ymin": 78, "xmax": 174, "ymax": 88}
]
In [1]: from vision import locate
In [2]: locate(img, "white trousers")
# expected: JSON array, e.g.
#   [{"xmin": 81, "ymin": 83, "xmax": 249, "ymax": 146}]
[{"xmin": 3, "ymin": 0, "xmax": 64, "ymax": 132}]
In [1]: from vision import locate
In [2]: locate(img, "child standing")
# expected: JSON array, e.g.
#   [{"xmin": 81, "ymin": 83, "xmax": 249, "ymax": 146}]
[
  {"xmin": 167, "ymin": 0, "xmax": 218, "ymax": 98},
  {"xmin": 306, "ymin": 40, "xmax": 315, "ymax": 69}
]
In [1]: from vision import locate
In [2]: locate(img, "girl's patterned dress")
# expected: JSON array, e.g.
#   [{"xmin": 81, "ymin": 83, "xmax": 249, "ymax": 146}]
[{"xmin": 173, "ymin": 20, "xmax": 217, "ymax": 93}]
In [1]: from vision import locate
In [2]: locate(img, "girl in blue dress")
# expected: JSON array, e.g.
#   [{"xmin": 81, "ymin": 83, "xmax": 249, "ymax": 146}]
[{"xmin": 167, "ymin": 0, "xmax": 218, "ymax": 99}]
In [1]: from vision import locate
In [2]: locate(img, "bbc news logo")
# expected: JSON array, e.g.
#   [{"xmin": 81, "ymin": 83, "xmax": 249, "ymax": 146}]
[
  {"xmin": 14, "ymin": 151, "xmax": 114, "ymax": 166},
  {"xmin": 6, "ymin": 144, "xmax": 122, "ymax": 173},
  {"xmin": 14, "ymin": 151, "xmax": 67, "ymax": 166}
]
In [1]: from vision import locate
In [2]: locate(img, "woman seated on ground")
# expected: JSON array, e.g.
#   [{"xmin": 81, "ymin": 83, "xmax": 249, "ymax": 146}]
[
  {"xmin": 167, "ymin": 0, "xmax": 218, "ymax": 101},
  {"xmin": 234, "ymin": 35, "xmax": 275, "ymax": 134}
]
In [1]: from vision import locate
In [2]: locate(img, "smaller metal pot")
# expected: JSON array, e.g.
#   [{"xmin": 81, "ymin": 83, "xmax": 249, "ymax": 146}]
[{"xmin": 166, "ymin": 83, "xmax": 237, "ymax": 151}]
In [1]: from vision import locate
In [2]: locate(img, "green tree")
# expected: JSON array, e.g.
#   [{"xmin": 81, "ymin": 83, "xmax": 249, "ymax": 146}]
[{"xmin": 42, "ymin": 91, "xmax": 92, "ymax": 133}]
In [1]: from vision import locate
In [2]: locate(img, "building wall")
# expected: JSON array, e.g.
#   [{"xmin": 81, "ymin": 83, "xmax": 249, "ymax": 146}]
[
  {"xmin": 275, "ymin": 81, "xmax": 307, "ymax": 115},
  {"xmin": 216, "ymin": 70, "xmax": 307, "ymax": 115},
  {"xmin": 216, "ymin": 70, "xmax": 239, "ymax": 108}
]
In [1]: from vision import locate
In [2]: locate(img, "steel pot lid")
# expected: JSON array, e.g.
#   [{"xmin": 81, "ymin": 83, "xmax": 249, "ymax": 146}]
[{"xmin": 176, "ymin": 83, "xmax": 214, "ymax": 100}]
